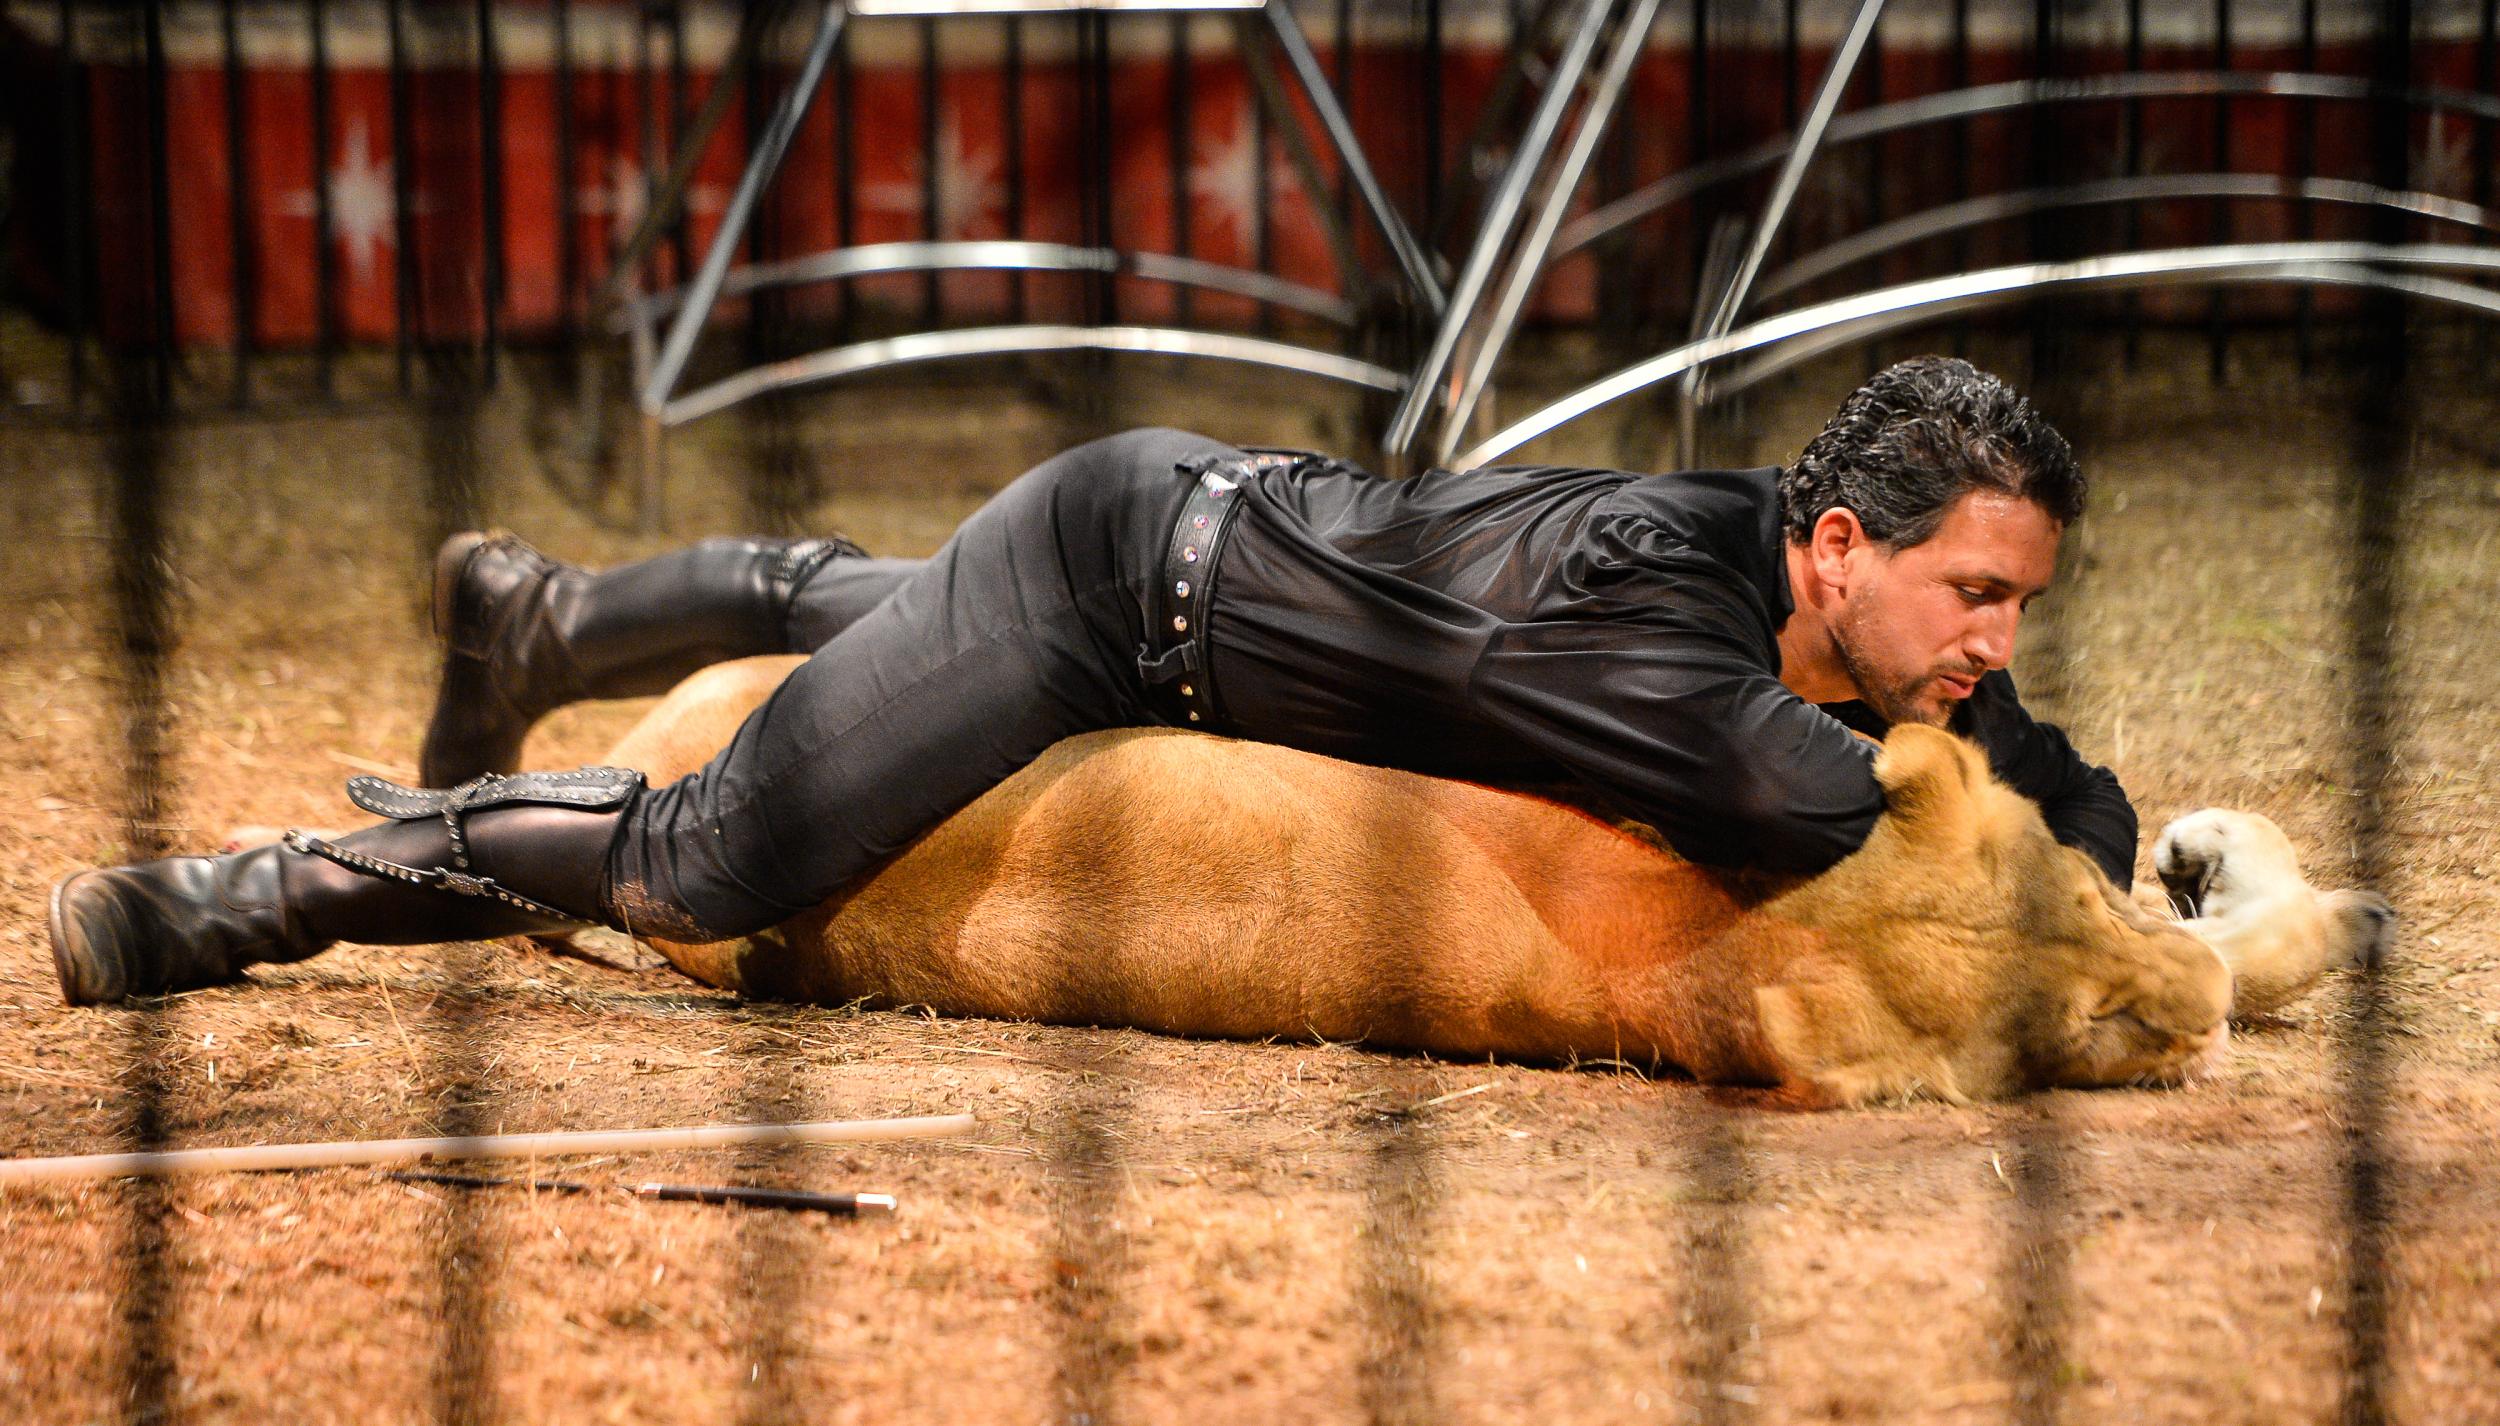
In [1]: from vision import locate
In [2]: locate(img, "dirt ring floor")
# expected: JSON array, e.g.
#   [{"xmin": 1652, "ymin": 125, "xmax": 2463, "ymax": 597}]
[{"xmin": 1, "ymin": 336, "xmax": 2495, "ymax": 1424}]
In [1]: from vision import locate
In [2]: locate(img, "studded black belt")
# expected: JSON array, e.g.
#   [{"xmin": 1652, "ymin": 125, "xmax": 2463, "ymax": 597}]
[{"xmin": 1135, "ymin": 450, "xmax": 1299, "ymax": 728}]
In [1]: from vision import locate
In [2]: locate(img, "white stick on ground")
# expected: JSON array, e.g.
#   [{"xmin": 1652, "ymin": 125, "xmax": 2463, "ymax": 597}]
[{"xmin": 0, "ymin": 1112, "xmax": 979, "ymax": 1187}]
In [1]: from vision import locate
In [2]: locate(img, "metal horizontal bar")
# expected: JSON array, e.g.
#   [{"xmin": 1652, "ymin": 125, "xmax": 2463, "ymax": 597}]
[
  {"xmin": 1757, "ymin": 174, "xmax": 2500, "ymax": 303},
  {"xmin": 624, "ymin": 240, "xmax": 1360, "ymax": 327},
  {"xmin": 1453, "ymin": 242, "xmax": 2500, "ymax": 469},
  {"xmin": 1553, "ymin": 70, "xmax": 2500, "ymax": 259},
  {"xmin": 662, "ymin": 324, "xmax": 1406, "ymax": 426},
  {"xmin": 850, "ymin": 0, "xmax": 1264, "ymax": 13}
]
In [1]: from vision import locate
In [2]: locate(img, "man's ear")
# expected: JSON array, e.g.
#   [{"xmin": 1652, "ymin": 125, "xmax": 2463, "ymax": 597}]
[{"xmin": 1807, "ymin": 507, "xmax": 1868, "ymax": 591}]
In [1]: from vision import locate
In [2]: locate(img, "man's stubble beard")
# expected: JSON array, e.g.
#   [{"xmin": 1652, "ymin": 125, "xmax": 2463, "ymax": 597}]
[{"xmin": 1832, "ymin": 601, "xmax": 1954, "ymax": 729}]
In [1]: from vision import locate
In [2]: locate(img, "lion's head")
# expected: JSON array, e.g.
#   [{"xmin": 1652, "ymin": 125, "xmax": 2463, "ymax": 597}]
[{"xmin": 1760, "ymin": 725, "xmax": 2234, "ymax": 1106}]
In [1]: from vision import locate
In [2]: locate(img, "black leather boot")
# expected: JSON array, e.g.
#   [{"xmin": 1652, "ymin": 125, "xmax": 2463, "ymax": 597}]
[
  {"xmin": 50, "ymin": 767, "xmax": 642, "ymax": 1005},
  {"xmin": 420, "ymin": 531, "xmax": 862, "ymax": 786}
]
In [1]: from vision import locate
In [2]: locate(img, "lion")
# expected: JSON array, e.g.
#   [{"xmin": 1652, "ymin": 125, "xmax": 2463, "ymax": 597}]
[
  {"xmin": 2153, "ymin": 809, "xmax": 2395, "ymax": 1021},
  {"xmin": 587, "ymin": 655, "xmax": 2268, "ymax": 1108}
]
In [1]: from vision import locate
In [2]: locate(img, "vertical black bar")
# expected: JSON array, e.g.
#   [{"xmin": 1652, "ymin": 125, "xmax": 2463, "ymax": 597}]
[
  {"xmin": 1169, "ymin": 14, "xmax": 1193, "ymax": 325},
  {"xmin": 106, "ymin": 366, "xmax": 178, "ymax": 1426},
  {"xmin": 421, "ymin": 358, "xmax": 496, "ymax": 1426},
  {"xmin": 2480, "ymin": 0, "xmax": 2497, "ymax": 214},
  {"xmin": 1676, "ymin": 1106, "xmax": 1751, "ymax": 1426},
  {"xmin": 2120, "ymin": 0, "xmax": 2143, "ymax": 366},
  {"xmin": 1083, "ymin": 12, "xmax": 1115, "ymax": 328},
  {"xmin": 1047, "ymin": 1059, "xmax": 1131, "ymax": 1426},
  {"xmin": 742, "ymin": 3, "xmax": 788, "ymax": 371},
  {"xmin": 223, "ymin": 0, "xmax": 256, "ymax": 407},
  {"xmin": 920, "ymin": 17, "xmax": 942, "ymax": 326},
  {"xmin": 1421, "ymin": 0, "xmax": 1443, "ymax": 230},
  {"xmin": 1686, "ymin": 0, "xmax": 1707, "ymax": 320},
  {"xmin": 730, "ymin": 1024, "xmax": 808, "ymax": 1426},
  {"xmin": 1782, "ymin": 0, "xmax": 1797, "ymax": 128},
  {"xmin": 310, "ymin": 0, "xmax": 338, "ymax": 396},
  {"xmin": 1358, "ymin": 1099, "xmax": 1443, "ymax": 1426},
  {"xmin": 58, "ymin": 0, "xmax": 90, "ymax": 415},
  {"xmin": 2207, "ymin": 0, "xmax": 2231, "ymax": 384},
  {"xmin": 2470, "ymin": 0, "xmax": 2491, "ymax": 369},
  {"xmin": 409, "ymin": 14, "xmax": 495, "ymax": 1416},
  {"xmin": 2011, "ymin": 6, "xmax": 2081, "ymax": 1421},
  {"xmin": 837, "ymin": 17, "xmax": 860, "ymax": 331},
  {"xmin": 1000, "ymin": 17, "xmax": 1022, "ymax": 320},
  {"xmin": 555, "ymin": 0, "xmax": 579, "ymax": 345},
  {"xmin": 143, "ymin": 0, "xmax": 174, "ymax": 408},
  {"xmin": 1334, "ymin": 0, "xmax": 1354, "ymax": 220},
  {"xmin": 2338, "ymin": 19, "xmax": 2410, "ymax": 1426},
  {"xmin": 477, "ymin": 0, "xmax": 505, "ymax": 389},
  {"xmin": 1947, "ymin": 0, "xmax": 1969, "ymax": 353},
  {"xmin": 742, "ymin": 12, "xmax": 768, "ymax": 330},
  {"xmin": 2294, "ymin": 0, "xmax": 2317, "ymax": 373},
  {"xmin": 1598, "ymin": 0, "xmax": 1637, "ymax": 348},
  {"xmin": 100, "ymin": 9, "xmax": 179, "ymax": 1421},
  {"xmin": 388, "ymin": 0, "xmax": 417, "ymax": 389},
  {"xmin": 634, "ymin": 5, "xmax": 656, "ymax": 290},
  {"xmin": 1252, "ymin": 20, "xmax": 1274, "ymax": 336},
  {"xmin": 1859, "ymin": 7, "xmax": 1883, "ymax": 323},
  {"xmin": 666, "ymin": 4, "xmax": 692, "ymax": 284}
]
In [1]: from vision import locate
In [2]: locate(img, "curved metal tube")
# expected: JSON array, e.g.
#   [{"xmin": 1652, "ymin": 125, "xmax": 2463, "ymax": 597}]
[
  {"xmin": 625, "ymin": 240, "xmax": 1361, "ymax": 328},
  {"xmin": 1552, "ymin": 71, "xmax": 2500, "ymax": 260},
  {"xmin": 661, "ymin": 324, "xmax": 1406, "ymax": 427},
  {"xmin": 1383, "ymin": 0, "xmax": 1620, "ymax": 456},
  {"xmin": 1452, "ymin": 243, "xmax": 2500, "ymax": 471},
  {"xmin": 1437, "ymin": 0, "xmax": 1672, "ymax": 461},
  {"xmin": 1755, "ymin": 175, "xmax": 2500, "ymax": 304},
  {"xmin": 1709, "ymin": 262, "xmax": 2500, "ymax": 402}
]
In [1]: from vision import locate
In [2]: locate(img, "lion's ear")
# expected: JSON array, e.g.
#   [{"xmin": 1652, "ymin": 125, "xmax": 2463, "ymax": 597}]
[{"xmin": 1872, "ymin": 723, "xmax": 1987, "ymax": 820}]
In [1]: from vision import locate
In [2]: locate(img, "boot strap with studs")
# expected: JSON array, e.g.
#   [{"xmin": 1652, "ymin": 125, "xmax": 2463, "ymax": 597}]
[{"xmin": 289, "ymin": 767, "xmax": 645, "ymax": 926}]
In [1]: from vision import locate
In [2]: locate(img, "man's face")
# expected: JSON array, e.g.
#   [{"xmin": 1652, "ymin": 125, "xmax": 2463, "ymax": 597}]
[{"xmin": 1827, "ymin": 490, "xmax": 2063, "ymax": 726}]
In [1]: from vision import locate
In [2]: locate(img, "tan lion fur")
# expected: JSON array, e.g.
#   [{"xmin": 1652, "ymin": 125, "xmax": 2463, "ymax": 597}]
[
  {"xmin": 598, "ymin": 656, "xmax": 2239, "ymax": 1108},
  {"xmin": 2153, "ymin": 808, "xmax": 2395, "ymax": 1020}
]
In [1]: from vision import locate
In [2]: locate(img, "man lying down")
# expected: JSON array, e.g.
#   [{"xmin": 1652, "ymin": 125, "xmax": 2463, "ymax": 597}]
[{"xmin": 54, "ymin": 356, "xmax": 2145, "ymax": 1008}]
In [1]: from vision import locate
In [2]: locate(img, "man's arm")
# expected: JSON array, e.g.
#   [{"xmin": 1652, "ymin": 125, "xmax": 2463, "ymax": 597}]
[
  {"xmin": 1468, "ymin": 563, "xmax": 1889, "ymax": 875},
  {"xmin": 1956, "ymin": 671, "xmax": 2139, "ymax": 885}
]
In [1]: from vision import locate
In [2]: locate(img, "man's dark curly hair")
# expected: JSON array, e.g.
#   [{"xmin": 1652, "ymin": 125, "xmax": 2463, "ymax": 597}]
[{"xmin": 1779, "ymin": 355, "xmax": 2084, "ymax": 548}]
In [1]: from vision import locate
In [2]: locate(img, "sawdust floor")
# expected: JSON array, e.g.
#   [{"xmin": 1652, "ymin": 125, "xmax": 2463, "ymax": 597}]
[{"xmin": 1, "ymin": 338, "xmax": 2495, "ymax": 1424}]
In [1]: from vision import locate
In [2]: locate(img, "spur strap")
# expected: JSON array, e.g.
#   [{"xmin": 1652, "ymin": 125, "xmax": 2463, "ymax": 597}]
[
  {"xmin": 283, "ymin": 828, "xmax": 597, "ymax": 924},
  {"xmin": 288, "ymin": 766, "xmax": 645, "ymax": 926}
]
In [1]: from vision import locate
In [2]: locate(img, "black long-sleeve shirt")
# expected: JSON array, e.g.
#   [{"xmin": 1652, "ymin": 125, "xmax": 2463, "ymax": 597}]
[{"xmin": 1202, "ymin": 458, "xmax": 2138, "ymax": 884}]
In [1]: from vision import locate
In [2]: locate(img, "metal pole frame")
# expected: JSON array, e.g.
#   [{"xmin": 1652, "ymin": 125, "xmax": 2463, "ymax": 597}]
[
  {"xmin": 1382, "ymin": 0, "xmax": 1618, "ymax": 459},
  {"xmin": 631, "ymin": 0, "xmax": 1435, "ymax": 469},
  {"xmin": 638, "ymin": 0, "xmax": 842, "ymax": 415},
  {"xmin": 1434, "ymin": 0, "xmax": 1668, "ymax": 461},
  {"xmin": 1454, "ymin": 241, "xmax": 2500, "ymax": 470},
  {"xmin": 1690, "ymin": 0, "xmax": 1886, "ymax": 377},
  {"xmin": 1552, "ymin": 70, "xmax": 2500, "ymax": 264}
]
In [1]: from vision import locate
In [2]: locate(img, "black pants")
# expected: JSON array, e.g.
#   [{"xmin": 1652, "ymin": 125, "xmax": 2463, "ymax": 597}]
[{"xmin": 604, "ymin": 427, "xmax": 1238, "ymax": 939}]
